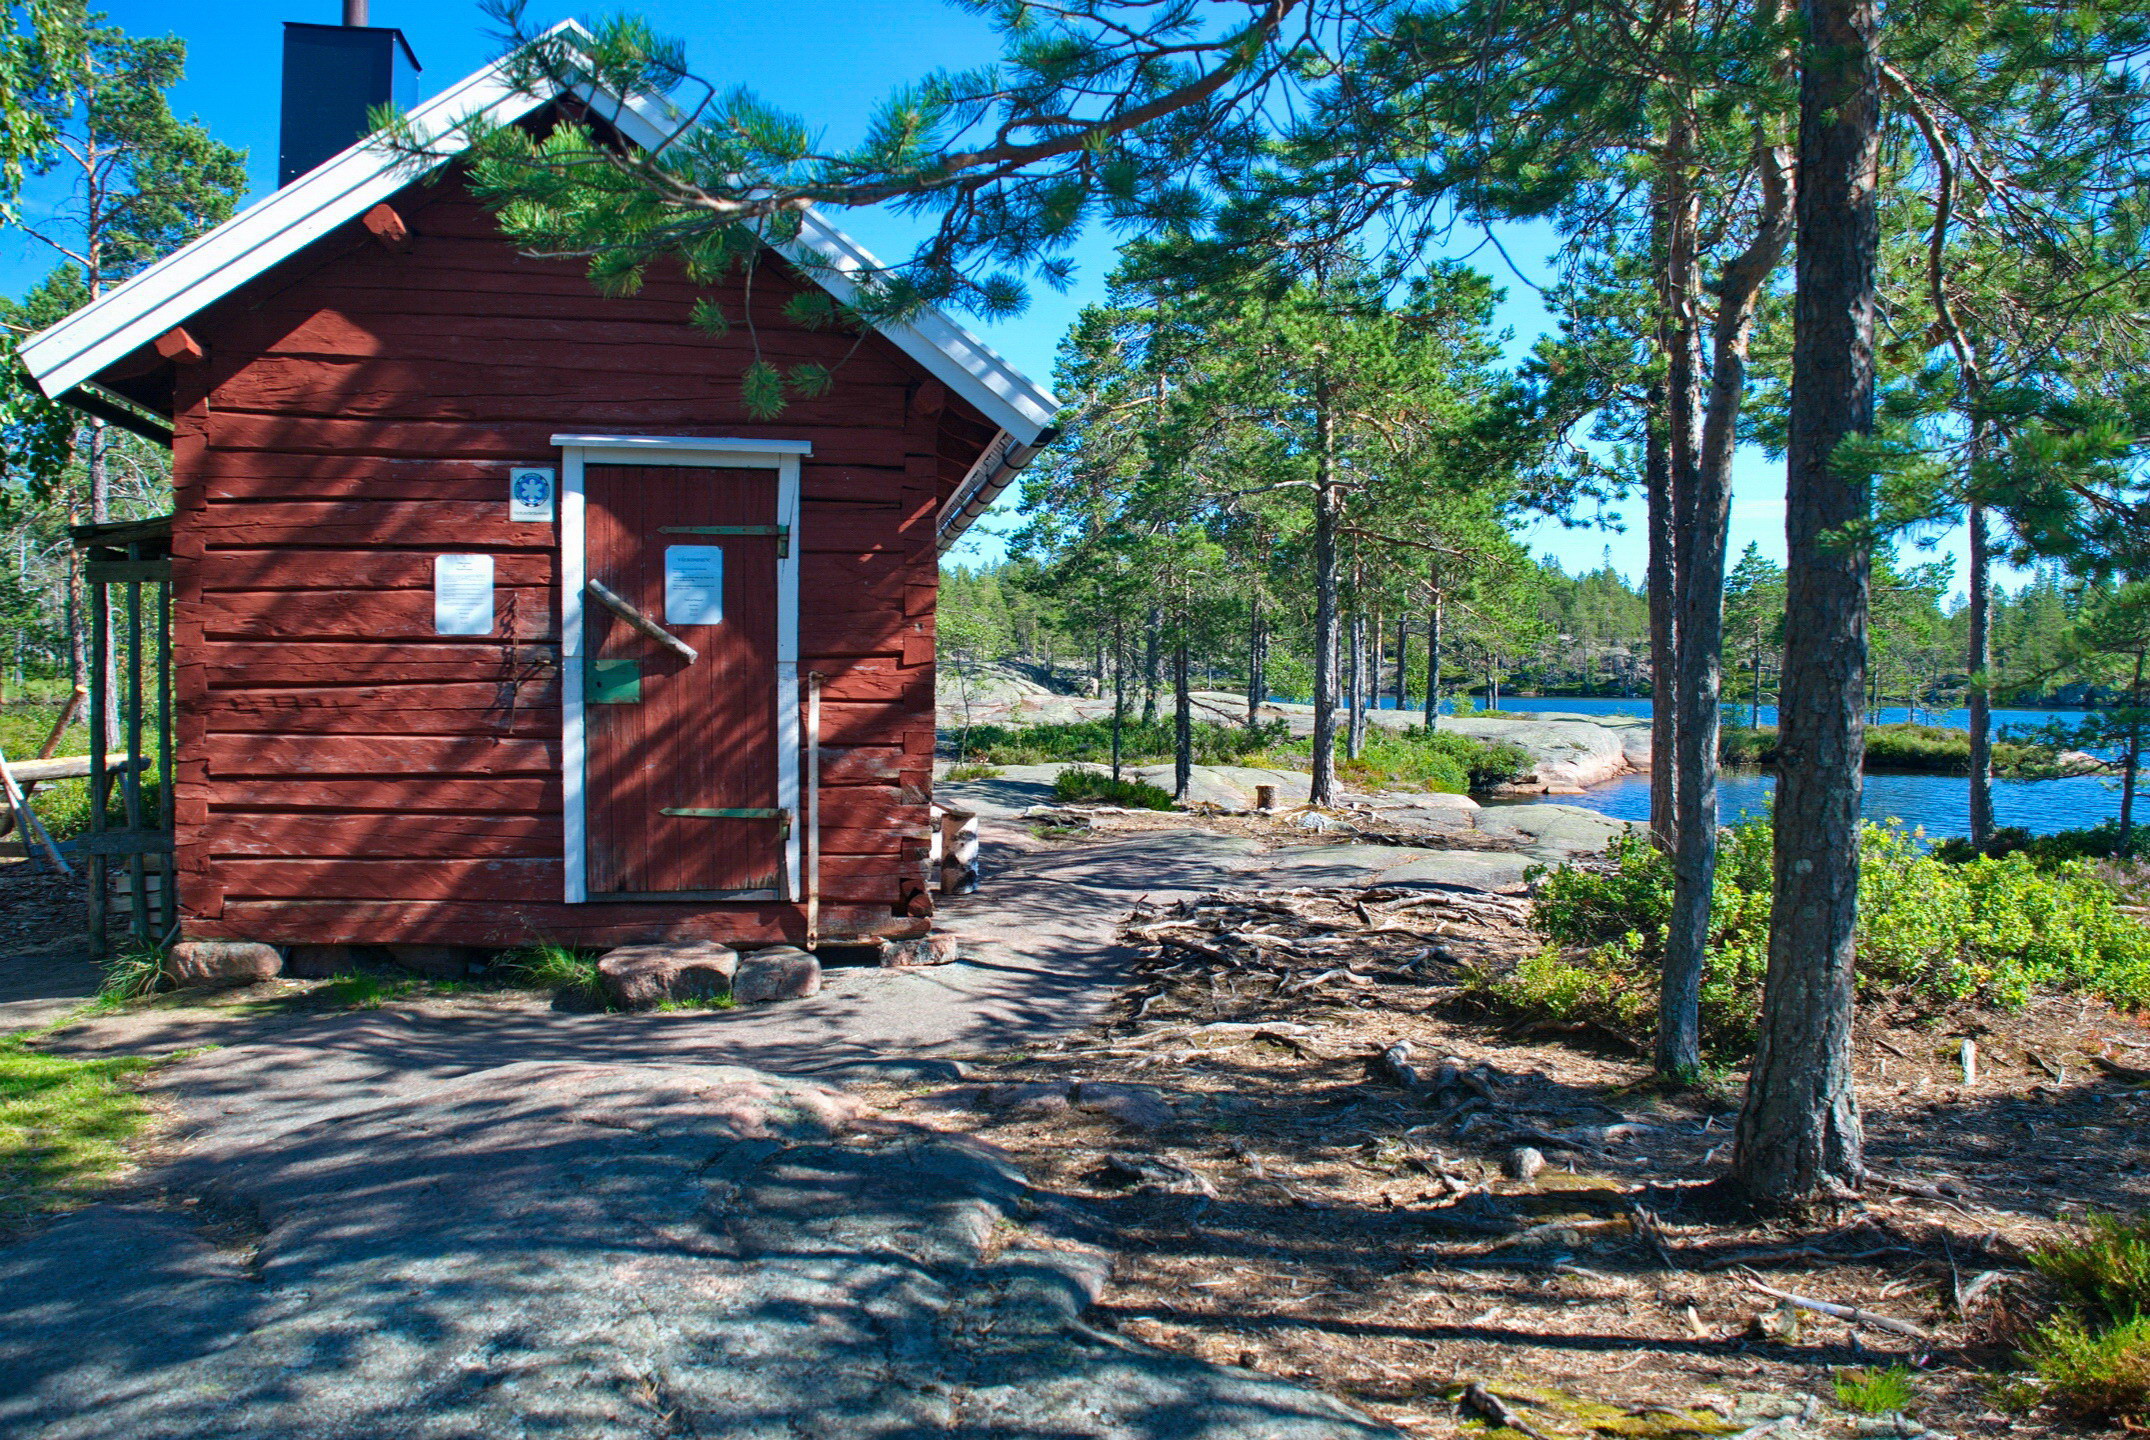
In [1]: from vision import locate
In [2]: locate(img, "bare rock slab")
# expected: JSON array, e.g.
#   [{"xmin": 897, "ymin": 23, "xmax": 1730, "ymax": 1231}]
[
  {"xmin": 163, "ymin": 941, "xmax": 280, "ymax": 989},
  {"xmin": 732, "ymin": 945, "xmax": 822, "ymax": 1003},
  {"xmin": 596, "ymin": 941, "xmax": 738, "ymax": 1010}
]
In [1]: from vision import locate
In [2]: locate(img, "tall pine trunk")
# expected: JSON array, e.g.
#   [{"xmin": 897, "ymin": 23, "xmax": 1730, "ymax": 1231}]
[
  {"xmin": 1661, "ymin": 122, "xmax": 1794, "ymax": 1078},
  {"xmin": 1394, "ymin": 616, "xmax": 1408, "ymax": 713},
  {"xmin": 1425, "ymin": 566, "xmax": 1443, "ymax": 729},
  {"xmin": 1346, "ymin": 606, "xmax": 1365, "ymax": 758},
  {"xmin": 1143, "ymin": 607, "xmax": 1162, "ymax": 725},
  {"xmin": 1246, "ymin": 598, "xmax": 1265, "ymax": 729},
  {"xmin": 1731, "ymin": 0, "xmax": 1879, "ymax": 1208},
  {"xmin": 2121, "ymin": 649, "xmax": 2143, "ymax": 850},
  {"xmin": 1173, "ymin": 623, "xmax": 1193, "ymax": 799},
  {"xmin": 1967, "ymin": 504, "xmax": 1993, "ymax": 844},
  {"xmin": 1646, "ymin": 377, "xmax": 1680, "ymax": 853},
  {"xmin": 1309, "ymin": 386, "xmax": 1341, "ymax": 806}
]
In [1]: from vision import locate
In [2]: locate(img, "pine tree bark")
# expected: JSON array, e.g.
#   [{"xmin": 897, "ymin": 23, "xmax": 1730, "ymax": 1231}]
[
  {"xmin": 1646, "ymin": 376, "xmax": 1680, "ymax": 854},
  {"xmin": 1173, "ymin": 623, "xmax": 1193, "ymax": 799},
  {"xmin": 1309, "ymin": 384, "xmax": 1342, "ymax": 806},
  {"xmin": 1731, "ymin": 0, "xmax": 1879, "ymax": 1209},
  {"xmin": 1425, "ymin": 567, "xmax": 1443, "ymax": 729},
  {"xmin": 1394, "ymin": 615, "xmax": 1409, "ymax": 713},
  {"xmin": 1967, "ymin": 503, "xmax": 1994, "ymax": 845},
  {"xmin": 1246, "ymin": 597, "xmax": 1265, "ymax": 729},
  {"xmin": 1143, "ymin": 606, "xmax": 1162, "ymax": 725},
  {"xmin": 1662, "ymin": 123, "xmax": 1794, "ymax": 1078},
  {"xmin": 1346, "ymin": 604, "xmax": 1366, "ymax": 758}
]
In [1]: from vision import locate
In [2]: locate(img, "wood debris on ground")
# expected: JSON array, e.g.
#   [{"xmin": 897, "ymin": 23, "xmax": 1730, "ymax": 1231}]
[{"xmin": 854, "ymin": 879, "xmax": 2150, "ymax": 1439}]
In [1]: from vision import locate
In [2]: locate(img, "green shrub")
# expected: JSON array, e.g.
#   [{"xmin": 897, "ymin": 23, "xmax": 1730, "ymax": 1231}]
[
  {"xmin": 1051, "ymin": 767, "xmax": 1176, "ymax": 810},
  {"xmin": 944, "ymin": 763, "xmax": 1004, "ymax": 782},
  {"xmin": 1934, "ymin": 821, "xmax": 2145, "ymax": 865},
  {"xmin": 962, "ymin": 718, "xmax": 1289, "ymax": 767},
  {"xmin": 1716, "ymin": 723, "xmax": 2062, "ymax": 778},
  {"xmin": 1485, "ymin": 816, "xmax": 2150, "ymax": 1052},
  {"xmin": 2030, "ymin": 1213, "xmax": 2150, "ymax": 1329},
  {"xmin": 1317, "ymin": 725, "xmax": 1531, "ymax": 794},
  {"xmin": 2022, "ymin": 1314, "xmax": 2150, "ymax": 1423},
  {"xmin": 1834, "ymin": 1365, "xmax": 1917, "ymax": 1415}
]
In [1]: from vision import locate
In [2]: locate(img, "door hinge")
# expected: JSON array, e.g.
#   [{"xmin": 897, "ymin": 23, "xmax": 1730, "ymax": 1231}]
[
  {"xmin": 658, "ymin": 524, "xmax": 790, "ymax": 558},
  {"xmin": 662, "ymin": 806, "xmax": 792, "ymax": 837}
]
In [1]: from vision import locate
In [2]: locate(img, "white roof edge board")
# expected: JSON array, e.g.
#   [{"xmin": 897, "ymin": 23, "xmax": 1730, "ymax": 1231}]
[{"xmin": 19, "ymin": 20, "xmax": 1063, "ymax": 452}]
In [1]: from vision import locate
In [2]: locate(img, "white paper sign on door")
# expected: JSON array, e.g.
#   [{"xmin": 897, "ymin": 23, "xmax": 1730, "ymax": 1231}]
[
  {"xmin": 664, "ymin": 545, "xmax": 724, "ymax": 625},
  {"xmin": 434, "ymin": 553, "xmax": 495, "ymax": 635}
]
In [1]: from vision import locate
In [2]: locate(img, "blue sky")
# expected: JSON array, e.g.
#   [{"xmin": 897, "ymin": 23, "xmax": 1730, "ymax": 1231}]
[{"xmin": 4, "ymin": 0, "xmax": 1996, "ymax": 596}]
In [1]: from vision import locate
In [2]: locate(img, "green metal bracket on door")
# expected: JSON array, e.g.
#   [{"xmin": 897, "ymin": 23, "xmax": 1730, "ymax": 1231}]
[
  {"xmin": 658, "ymin": 524, "xmax": 790, "ymax": 558},
  {"xmin": 661, "ymin": 806, "xmax": 791, "ymax": 838},
  {"xmin": 586, "ymin": 655, "xmax": 641, "ymax": 704}
]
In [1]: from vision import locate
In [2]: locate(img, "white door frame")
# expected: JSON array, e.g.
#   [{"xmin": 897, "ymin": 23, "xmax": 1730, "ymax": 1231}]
[{"xmin": 554, "ymin": 434, "xmax": 809, "ymax": 904}]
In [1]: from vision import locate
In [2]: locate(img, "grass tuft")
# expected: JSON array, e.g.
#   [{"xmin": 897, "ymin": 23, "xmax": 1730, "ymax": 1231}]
[
  {"xmin": 498, "ymin": 942, "xmax": 604, "ymax": 1006},
  {"xmin": 944, "ymin": 762, "xmax": 1005, "ymax": 781},
  {"xmin": 1834, "ymin": 1365, "xmax": 1917, "ymax": 1415},
  {"xmin": 96, "ymin": 944, "xmax": 164, "ymax": 1005}
]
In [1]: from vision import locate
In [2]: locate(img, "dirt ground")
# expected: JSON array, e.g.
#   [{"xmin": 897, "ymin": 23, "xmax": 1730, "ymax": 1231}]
[
  {"xmin": 8, "ymin": 828, "xmax": 2150, "ymax": 1437},
  {"xmin": 851, "ymin": 878, "xmax": 2150, "ymax": 1439}
]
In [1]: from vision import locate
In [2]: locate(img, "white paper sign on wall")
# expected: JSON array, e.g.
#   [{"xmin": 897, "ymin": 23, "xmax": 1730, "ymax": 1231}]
[
  {"xmin": 435, "ymin": 553, "xmax": 495, "ymax": 636},
  {"xmin": 664, "ymin": 545, "xmax": 724, "ymax": 625},
  {"xmin": 508, "ymin": 466, "xmax": 555, "ymax": 522}
]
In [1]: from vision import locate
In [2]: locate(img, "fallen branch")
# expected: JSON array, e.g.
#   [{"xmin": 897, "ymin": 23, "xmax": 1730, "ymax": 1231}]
[
  {"xmin": 1739, "ymin": 1272, "xmax": 1933, "ymax": 1340},
  {"xmin": 1461, "ymin": 1382, "xmax": 1563, "ymax": 1440}
]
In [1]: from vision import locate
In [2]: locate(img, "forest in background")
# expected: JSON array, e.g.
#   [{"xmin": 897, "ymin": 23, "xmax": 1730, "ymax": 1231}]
[{"xmin": 943, "ymin": 548, "xmax": 2129, "ymax": 718}]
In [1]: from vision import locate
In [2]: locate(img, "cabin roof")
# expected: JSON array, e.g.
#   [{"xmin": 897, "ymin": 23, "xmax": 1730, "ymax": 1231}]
[{"xmin": 18, "ymin": 20, "xmax": 1062, "ymax": 468}]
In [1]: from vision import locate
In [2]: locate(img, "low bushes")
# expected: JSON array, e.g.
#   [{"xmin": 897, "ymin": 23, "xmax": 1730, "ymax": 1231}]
[
  {"xmin": 2018, "ymin": 1214, "xmax": 2150, "ymax": 1423},
  {"xmin": 1933, "ymin": 821, "xmax": 2144, "ymax": 864},
  {"xmin": 1051, "ymin": 767, "xmax": 1176, "ymax": 810},
  {"xmin": 1485, "ymin": 816, "xmax": 2150, "ymax": 1052},
  {"xmin": 1333, "ymin": 725, "xmax": 1533, "ymax": 795},
  {"xmin": 1719, "ymin": 723, "xmax": 2064, "ymax": 777},
  {"xmin": 960, "ymin": 717, "xmax": 1290, "ymax": 767}
]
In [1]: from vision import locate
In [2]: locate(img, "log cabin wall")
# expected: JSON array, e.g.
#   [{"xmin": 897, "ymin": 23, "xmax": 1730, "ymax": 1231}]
[{"xmin": 164, "ymin": 179, "xmax": 992, "ymax": 949}]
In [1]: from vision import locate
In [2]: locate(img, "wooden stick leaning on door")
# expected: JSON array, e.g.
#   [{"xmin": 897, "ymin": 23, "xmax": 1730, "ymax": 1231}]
[{"xmin": 584, "ymin": 579, "xmax": 699, "ymax": 664}]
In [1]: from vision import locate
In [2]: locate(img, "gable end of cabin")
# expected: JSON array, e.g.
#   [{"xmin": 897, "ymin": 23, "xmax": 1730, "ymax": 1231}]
[{"xmin": 133, "ymin": 175, "xmax": 1004, "ymax": 950}]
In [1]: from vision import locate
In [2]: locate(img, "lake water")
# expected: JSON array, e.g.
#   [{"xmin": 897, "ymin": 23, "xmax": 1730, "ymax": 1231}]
[
  {"xmin": 1501, "ymin": 766, "xmax": 2132, "ymax": 839},
  {"xmin": 1471, "ymin": 696, "xmax": 2127, "ymax": 839}
]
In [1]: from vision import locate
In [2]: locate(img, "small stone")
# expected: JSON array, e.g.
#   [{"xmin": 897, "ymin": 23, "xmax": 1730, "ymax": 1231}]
[
  {"xmin": 1502, "ymin": 1146, "xmax": 1547, "ymax": 1182},
  {"xmin": 596, "ymin": 942, "xmax": 738, "ymax": 1011},
  {"xmin": 163, "ymin": 941, "xmax": 281, "ymax": 988},
  {"xmin": 732, "ymin": 946, "xmax": 822, "ymax": 1003},
  {"xmin": 880, "ymin": 934, "xmax": 961, "ymax": 968}
]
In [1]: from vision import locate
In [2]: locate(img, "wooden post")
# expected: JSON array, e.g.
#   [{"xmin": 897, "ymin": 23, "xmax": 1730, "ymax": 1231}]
[
  {"xmin": 124, "ymin": 548, "xmax": 149, "ymax": 946},
  {"xmin": 939, "ymin": 806, "xmax": 978, "ymax": 896},
  {"xmin": 804, "ymin": 671, "xmax": 822, "ymax": 949},
  {"xmin": 158, "ymin": 580, "xmax": 174, "ymax": 938},
  {"xmin": 87, "ymin": 576, "xmax": 108, "ymax": 959}
]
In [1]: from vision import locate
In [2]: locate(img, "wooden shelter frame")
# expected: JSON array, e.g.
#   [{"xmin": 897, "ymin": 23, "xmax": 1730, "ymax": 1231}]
[{"xmin": 72, "ymin": 514, "xmax": 176, "ymax": 958}]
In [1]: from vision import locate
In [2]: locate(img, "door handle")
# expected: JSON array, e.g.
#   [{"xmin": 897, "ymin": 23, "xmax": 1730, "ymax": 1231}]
[{"xmin": 584, "ymin": 579, "xmax": 698, "ymax": 663}]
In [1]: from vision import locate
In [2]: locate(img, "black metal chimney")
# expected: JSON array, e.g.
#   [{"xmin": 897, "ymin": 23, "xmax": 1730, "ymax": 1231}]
[{"xmin": 278, "ymin": 9, "xmax": 421, "ymax": 187}]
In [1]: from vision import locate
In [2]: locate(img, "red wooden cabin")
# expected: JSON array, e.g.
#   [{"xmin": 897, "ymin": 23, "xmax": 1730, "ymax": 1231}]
[{"xmin": 20, "ymin": 23, "xmax": 1056, "ymax": 955}]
